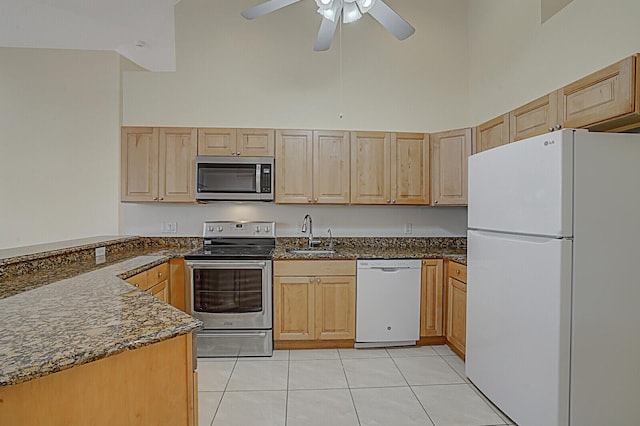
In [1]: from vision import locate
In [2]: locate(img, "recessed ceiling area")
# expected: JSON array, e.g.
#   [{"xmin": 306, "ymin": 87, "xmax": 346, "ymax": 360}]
[{"xmin": 0, "ymin": 0, "xmax": 179, "ymax": 71}]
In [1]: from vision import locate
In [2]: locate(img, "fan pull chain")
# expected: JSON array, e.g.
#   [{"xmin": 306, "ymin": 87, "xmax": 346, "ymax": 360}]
[{"xmin": 339, "ymin": 19, "xmax": 343, "ymax": 119}]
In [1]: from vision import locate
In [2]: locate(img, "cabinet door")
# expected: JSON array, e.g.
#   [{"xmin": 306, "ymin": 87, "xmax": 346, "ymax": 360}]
[
  {"xmin": 273, "ymin": 277, "xmax": 315, "ymax": 340},
  {"xmin": 420, "ymin": 260, "xmax": 444, "ymax": 337},
  {"xmin": 159, "ymin": 128, "xmax": 197, "ymax": 203},
  {"xmin": 562, "ymin": 56, "xmax": 634, "ymax": 129},
  {"xmin": 313, "ymin": 130, "xmax": 350, "ymax": 204},
  {"xmin": 391, "ymin": 133, "xmax": 429, "ymax": 205},
  {"xmin": 476, "ymin": 113, "xmax": 510, "ymax": 153},
  {"xmin": 510, "ymin": 91, "xmax": 563, "ymax": 142},
  {"xmin": 169, "ymin": 258, "xmax": 186, "ymax": 312},
  {"xmin": 121, "ymin": 127, "xmax": 159, "ymax": 202},
  {"xmin": 148, "ymin": 280, "xmax": 169, "ymax": 302},
  {"xmin": 446, "ymin": 277, "xmax": 467, "ymax": 358},
  {"xmin": 237, "ymin": 128, "xmax": 275, "ymax": 156},
  {"xmin": 275, "ymin": 130, "xmax": 313, "ymax": 203},
  {"xmin": 197, "ymin": 128, "xmax": 237, "ymax": 156},
  {"xmin": 430, "ymin": 128, "xmax": 472, "ymax": 206},
  {"xmin": 314, "ymin": 276, "xmax": 356, "ymax": 340},
  {"xmin": 350, "ymin": 131, "xmax": 391, "ymax": 204}
]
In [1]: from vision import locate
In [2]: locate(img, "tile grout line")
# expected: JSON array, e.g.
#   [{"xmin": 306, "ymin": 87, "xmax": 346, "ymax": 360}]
[
  {"xmin": 212, "ymin": 357, "xmax": 238, "ymax": 425},
  {"xmin": 339, "ymin": 348, "xmax": 363, "ymax": 426},
  {"xmin": 284, "ymin": 350, "xmax": 290, "ymax": 426}
]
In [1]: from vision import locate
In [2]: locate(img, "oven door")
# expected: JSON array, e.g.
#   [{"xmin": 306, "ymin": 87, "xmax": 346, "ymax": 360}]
[{"xmin": 185, "ymin": 259, "xmax": 272, "ymax": 329}]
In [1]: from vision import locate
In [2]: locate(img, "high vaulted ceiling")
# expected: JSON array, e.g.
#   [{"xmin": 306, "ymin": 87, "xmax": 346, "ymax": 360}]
[{"xmin": 0, "ymin": 0, "xmax": 179, "ymax": 71}]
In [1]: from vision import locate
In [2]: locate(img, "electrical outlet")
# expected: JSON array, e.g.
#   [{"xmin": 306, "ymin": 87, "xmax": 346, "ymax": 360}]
[
  {"xmin": 95, "ymin": 247, "xmax": 106, "ymax": 264},
  {"xmin": 404, "ymin": 223, "xmax": 412, "ymax": 234},
  {"xmin": 161, "ymin": 222, "xmax": 177, "ymax": 234}
]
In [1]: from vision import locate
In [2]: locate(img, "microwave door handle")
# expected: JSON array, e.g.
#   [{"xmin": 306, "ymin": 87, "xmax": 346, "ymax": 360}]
[{"xmin": 256, "ymin": 164, "xmax": 261, "ymax": 193}]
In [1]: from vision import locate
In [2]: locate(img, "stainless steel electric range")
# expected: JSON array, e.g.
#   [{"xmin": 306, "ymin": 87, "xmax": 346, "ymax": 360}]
[{"xmin": 184, "ymin": 221, "xmax": 275, "ymax": 357}]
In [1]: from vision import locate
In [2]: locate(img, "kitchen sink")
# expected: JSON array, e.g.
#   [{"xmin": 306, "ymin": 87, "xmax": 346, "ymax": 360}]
[{"xmin": 287, "ymin": 249, "xmax": 336, "ymax": 255}]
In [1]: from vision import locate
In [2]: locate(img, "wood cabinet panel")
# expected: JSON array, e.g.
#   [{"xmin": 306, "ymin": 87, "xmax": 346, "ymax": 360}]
[
  {"xmin": 147, "ymin": 280, "xmax": 169, "ymax": 302},
  {"xmin": 562, "ymin": 56, "xmax": 634, "ymax": 130},
  {"xmin": 446, "ymin": 261, "xmax": 467, "ymax": 359},
  {"xmin": 126, "ymin": 272, "xmax": 147, "ymax": 290},
  {"xmin": 169, "ymin": 258, "xmax": 186, "ymax": 312},
  {"xmin": 121, "ymin": 127, "xmax": 159, "ymax": 202},
  {"xmin": 159, "ymin": 128, "xmax": 197, "ymax": 202},
  {"xmin": 275, "ymin": 130, "xmax": 313, "ymax": 204},
  {"xmin": 447, "ymin": 262, "xmax": 467, "ymax": 283},
  {"xmin": 274, "ymin": 260, "xmax": 356, "ymax": 277},
  {"xmin": 476, "ymin": 113, "xmax": 510, "ymax": 153},
  {"xmin": 237, "ymin": 128, "xmax": 275, "ymax": 156},
  {"xmin": 350, "ymin": 131, "xmax": 391, "ymax": 204},
  {"xmin": 0, "ymin": 334, "xmax": 196, "ymax": 426},
  {"xmin": 273, "ymin": 277, "xmax": 315, "ymax": 340},
  {"xmin": 147, "ymin": 262, "xmax": 170, "ymax": 289},
  {"xmin": 420, "ymin": 259, "xmax": 444, "ymax": 337},
  {"xmin": 314, "ymin": 276, "xmax": 356, "ymax": 340},
  {"xmin": 313, "ymin": 130, "xmax": 350, "ymax": 204},
  {"xmin": 391, "ymin": 133, "xmax": 429, "ymax": 205},
  {"xmin": 430, "ymin": 128, "xmax": 472, "ymax": 206},
  {"xmin": 197, "ymin": 128, "xmax": 237, "ymax": 156},
  {"xmin": 510, "ymin": 90, "xmax": 563, "ymax": 142}
]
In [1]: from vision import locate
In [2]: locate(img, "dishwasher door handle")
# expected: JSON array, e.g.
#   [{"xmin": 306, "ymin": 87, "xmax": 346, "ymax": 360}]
[{"xmin": 369, "ymin": 267, "xmax": 411, "ymax": 272}]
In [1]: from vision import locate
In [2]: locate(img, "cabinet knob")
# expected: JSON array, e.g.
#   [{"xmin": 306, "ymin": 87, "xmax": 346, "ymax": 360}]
[
  {"xmin": 309, "ymin": 278, "xmax": 314, "ymax": 283},
  {"xmin": 314, "ymin": 198, "xmax": 318, "ymax": 202},
  {"xmin": 392, "ymin": 199, "xmax": 396, "ymax": 204},
  {"xmin": 159, "ymin": 197, "xmax": 164, "ymax": 201},
  {"xmin": 386, "ymin": 200, "xmax": 391, "ymax": 204},
  {"xmin": 153, "ymin": 197, "xmax": 158, "ymax": 201},
  {"xmin": 456, "ymin": 269, "xmax": 461, "ymax": 275},
  {"xmin": 158, "ymin": 272, "xmax": 163, "ymax": 277},
  {"xmin": 231, "ymin": 151, "xmax": 236, "ymax": 155},
  {"xmin": 316, "ymin": 278, "xmax": 321, "ymax": 283},
  {"xmin": 236, "ymin": 151, "xmax": 241, "ymax": 155},
  {"xmin": 434, "ymin": 200, "xmax": 438, "ymax": 204},
  {"xmin": 308, "ymin": 198, "xmax": 312, "ymax": 203},
  {"xmin": 548, "ymin": 127, "xmax": 554, "ymax": 132},
  {"xmin": 555, "ymin": 124, "xmax": 562, "ymax": 130}
]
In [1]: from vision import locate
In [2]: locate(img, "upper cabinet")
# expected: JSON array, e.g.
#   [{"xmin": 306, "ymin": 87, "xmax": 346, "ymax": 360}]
[
  {"xmin": 510, "ymin": 90, "xmax": 563, "ymax": 142},
  {"xmin": 351, "ymin": 131, "xmax": 429, "ymax": 205},
  {"xmin": 561, "ymin": 55, "xmax": 638, "ymax": 131},
  {"xmin": 197, "ymin": 128, "xmax": 274, "ymax": 156},
  {"xmin": 476, "ymin": 113, "xmax": 509, "ymax": 153},
  {"xmin": 121, "ymin": 127, "xmax": 197, "ymax": 203},
  {"xmin": 430, "ymin": 128, "xmax": 473, "ymax": 206},
  {"xmin": 275, "ymin": 130, "xmax": 350, "ymax": 204}
]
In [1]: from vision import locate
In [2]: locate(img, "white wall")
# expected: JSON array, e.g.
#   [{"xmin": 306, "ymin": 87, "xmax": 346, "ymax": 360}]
[
  {"xmin": 0, "ymin": 48, "xmax": 121, "ymax": 249},
  {"xmin": 121, "ymin": 203, "xmax": 468, "ymax": 237},
  {"xmin": 468, "ymin": 0, "xmax": 640, "ymax": 124}
]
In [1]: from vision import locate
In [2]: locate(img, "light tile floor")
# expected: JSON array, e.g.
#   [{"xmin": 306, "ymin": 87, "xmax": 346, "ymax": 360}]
[{"xmin": 198, "ymin": 345, "xmax": 516, "ymax": 426}]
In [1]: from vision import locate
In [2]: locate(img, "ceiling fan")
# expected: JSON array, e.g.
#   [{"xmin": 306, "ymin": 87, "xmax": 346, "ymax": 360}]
[{"xmin": 241, "ymin": 0, "xmax": 415, "ymax": 51}]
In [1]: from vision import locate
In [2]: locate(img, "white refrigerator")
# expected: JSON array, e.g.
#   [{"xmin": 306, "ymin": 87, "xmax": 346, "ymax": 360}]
[{"xmin": 466, "ymin": 129, "xmax": 640, "ymax": 426}]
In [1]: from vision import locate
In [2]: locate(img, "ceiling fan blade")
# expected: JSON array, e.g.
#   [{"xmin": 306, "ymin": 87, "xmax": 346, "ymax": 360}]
[
  {"xmin": 367, "ymin": 0, "xmax": 415, "ymax": 40},
  {"xmin": 314, "ymin": 12, "xmax": 341, "ymax": 51},
  {"xmin": 241, "ymin": 0, "xmax": 302, "ymax": 20}
]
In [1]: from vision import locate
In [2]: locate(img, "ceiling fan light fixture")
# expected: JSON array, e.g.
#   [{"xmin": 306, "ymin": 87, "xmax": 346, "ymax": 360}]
[
  {"xmin": 342, "ymin": 1, "xmax": 362, "ymax": 23},
  {"xmin": 356, "ymin": 0, "xmax": 376, "ymax": 13}
]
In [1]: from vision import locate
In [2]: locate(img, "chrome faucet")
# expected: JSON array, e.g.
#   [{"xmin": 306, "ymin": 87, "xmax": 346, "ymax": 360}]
[{"xmin": 301, "ymin": 214, "xmax": 321, "ymax": 248}]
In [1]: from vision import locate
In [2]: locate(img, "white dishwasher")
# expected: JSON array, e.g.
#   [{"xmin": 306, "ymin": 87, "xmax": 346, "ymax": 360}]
[{"xmin": 355, "ymin": 259, "xmax": 422, "ymax": 348}]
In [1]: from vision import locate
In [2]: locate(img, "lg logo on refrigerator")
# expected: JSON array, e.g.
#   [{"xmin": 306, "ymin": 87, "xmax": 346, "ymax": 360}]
[{"xmin": 544, "ymin": 140, "xmax": 556, "ymax": 146}]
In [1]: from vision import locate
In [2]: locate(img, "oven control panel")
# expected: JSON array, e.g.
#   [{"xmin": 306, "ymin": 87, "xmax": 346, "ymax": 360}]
[{"xmin": 203, "ymin": 221, "xmax": 276, "ymax": 238}]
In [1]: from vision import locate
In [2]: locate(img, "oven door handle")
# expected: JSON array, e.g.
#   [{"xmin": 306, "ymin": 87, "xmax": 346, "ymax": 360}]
[
  {"xmin": 186, "ymin": 261, "xmax": 267, "ymax": 268},
  {"xmin": 206, "ymin": 332, "xmax": 268, "ymax": 338}
]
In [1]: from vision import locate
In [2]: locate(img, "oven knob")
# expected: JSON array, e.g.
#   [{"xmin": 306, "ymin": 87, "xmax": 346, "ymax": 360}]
[
  {"xmin": 216, "ymin": 226, "xmax": 223, "ymax": 232},
  {"xmin": 207, "ymin": 226, "xmax": 214, "ymax": 231},
  {"xmin": 255, "ymin": 225, "xmax": 261, "ymax": 232},
  {"xmin": 264, "ymin": 226, "xmax": 271, "ymax": 233}
]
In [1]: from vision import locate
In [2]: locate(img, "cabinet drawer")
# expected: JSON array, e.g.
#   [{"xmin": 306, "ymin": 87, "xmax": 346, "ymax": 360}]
[
  {"xmin": 274, "ymin": 260, "xmax": 356, "ymax": 277},
  {"xmin": 126, "ymin": 272, "xmax": 148, "ymax": 290},
  {"xmin": 146, "ymin": 262, "xmax": 169, "ymax": 289},
  {"xmin": 447, "ymin": 262, "xmax": 467, "ymax": 283}
]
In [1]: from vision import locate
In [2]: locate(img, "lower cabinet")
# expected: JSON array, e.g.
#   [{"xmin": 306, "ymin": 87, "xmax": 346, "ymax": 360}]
[
  {"xmin": 420, "ymin": 259, "xmax": 444, "ymax": 339},
  {"xmin": 273, "ymin": 260, "xmax": 356, "ymax": 348},
  {"xmin": 446, "ymin": 261, "xmax": 467, "ymax": 359},
  {"xmin": 0, "ymin": 334, "xmax": 197, "ymax": 425},
  {"xmin": 125, "ymin": 262, "xmax": 171, "ymax": 304}
]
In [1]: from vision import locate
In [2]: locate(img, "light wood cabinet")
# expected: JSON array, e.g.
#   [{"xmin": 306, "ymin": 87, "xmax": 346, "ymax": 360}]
[
  {"xmin": 510, "ymin": 90, "xmax": 563, "ymax": 142},
  {"xmin": 351, "ymin": 131, "xmax": 429, "ymax": 205},
  {"xmin": 562, "ymin": 55, "xmax": 636, "ymax": 131},
  {"xmin": 121, "ymin": 127, "xmax": 197, "ymax": 203},
  {"xmin": 420, "ymin": 259, "xmax": 444, "ymax": 337},
  {"xmin": 275, "ymin": 130, "xmax": 350, "ymax": 204},
  {"xmin": 169, "ymin": 258, "xmax": 186, "ymax": 312},
  {"xmin": 197, "ymin": 128, "xmax": 274, "ymax": 156},
  {"xmin": 430, "ymin": 128, "xmax": 472, "ymax": 206},
  {"xmin": 476, "ymin": 113, "xmax": 509, "ymax": 153},
  {"xmin": 446, "ymin": 261, "xmax": 467, "ymax": 359},
  {"xmin": 273, "ymin": 260, "xmax": 356, "ymax": 347},
  {"xmin": 125, "ymin": 262, "xmax": 170, "ymax": 302},
  {"xmin": 0, "ymin": 334, "xmax": 197, "ymax": 425}
]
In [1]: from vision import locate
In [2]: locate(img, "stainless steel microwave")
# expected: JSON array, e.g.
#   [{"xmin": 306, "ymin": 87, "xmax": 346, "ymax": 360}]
[{"xmin": 195, "ymin": 156, "xmax": 274, "ymax": 201}]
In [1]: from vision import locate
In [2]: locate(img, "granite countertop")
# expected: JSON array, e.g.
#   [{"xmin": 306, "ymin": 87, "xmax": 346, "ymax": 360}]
[
  {"xmin": 272, "ymin": 240, "xmax": 467, "ymax": 265},
  {"xmin": 0, "ymin": 249, "xmax": 202, "ymax": 387}
]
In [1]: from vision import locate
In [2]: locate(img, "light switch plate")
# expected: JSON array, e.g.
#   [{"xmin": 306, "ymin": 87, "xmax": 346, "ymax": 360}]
[
  {"xmin": 95, "ymin": 247, "xmax": 106, "ymax": 264},
  {"xmin": 161, "ymin": 222, "xmax": 177, "ymax": 234}
]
